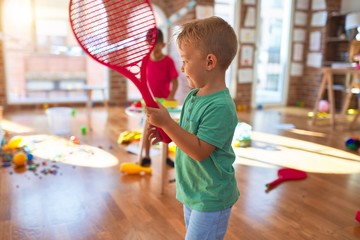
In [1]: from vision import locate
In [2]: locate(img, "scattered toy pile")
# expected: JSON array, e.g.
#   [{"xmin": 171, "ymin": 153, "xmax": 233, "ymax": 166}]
[{"xmin": 1, "ymin": 134, "xmax": 60, "ymax": 176}]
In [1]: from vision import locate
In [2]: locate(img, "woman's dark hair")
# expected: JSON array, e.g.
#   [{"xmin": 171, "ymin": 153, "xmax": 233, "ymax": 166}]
[{"xmin": 146, "ymin": 28, "xmax": 164, "ymax": 44}]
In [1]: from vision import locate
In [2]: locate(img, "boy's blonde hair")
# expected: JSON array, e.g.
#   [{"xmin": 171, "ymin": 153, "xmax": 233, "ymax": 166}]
[{"xmin": 176, "ymin": 16, "xmax": 238, "ymax": 70}]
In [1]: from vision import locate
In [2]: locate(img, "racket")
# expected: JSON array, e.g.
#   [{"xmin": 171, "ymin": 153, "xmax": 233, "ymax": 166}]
[
  {"xmin": 69, "ymin": 0, "xmax": 171, "ymax": 143},
  {"xmin": 266, "ymin": 168, "xmax": 307, "ymax": 189}
]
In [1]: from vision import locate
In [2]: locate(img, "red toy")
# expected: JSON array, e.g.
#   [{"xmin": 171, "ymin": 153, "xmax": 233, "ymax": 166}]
[
  {"xmin": 356, "ymin": 210, "xmax": 360, "ymax": 222},
  {"xmin": 266, "ymin": 168, "xmax": 307, "ymax": 189},
  {"xmin": 69, "ymin": 0, "xmax": 171, "ymax": 143}
]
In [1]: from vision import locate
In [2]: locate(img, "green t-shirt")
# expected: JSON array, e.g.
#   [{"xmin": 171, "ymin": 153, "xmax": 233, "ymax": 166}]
[{"xmin": 175, "ymin": 88, "xmax": 240, "ymax": 212}]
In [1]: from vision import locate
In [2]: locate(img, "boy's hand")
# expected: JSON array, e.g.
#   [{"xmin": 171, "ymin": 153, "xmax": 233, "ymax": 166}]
[
  {"xmin": 145, "ymin": 102, "xmax": 171, "ymax": 128},
  {"xmin": 147, "ymin": 126, "xmax": 162, "ymax": 145}
]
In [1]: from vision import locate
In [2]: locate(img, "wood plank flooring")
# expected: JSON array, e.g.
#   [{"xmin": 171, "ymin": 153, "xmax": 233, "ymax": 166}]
[{"xmin": 0, "ymin": 106, "xmax": 359, "ymax": 240}]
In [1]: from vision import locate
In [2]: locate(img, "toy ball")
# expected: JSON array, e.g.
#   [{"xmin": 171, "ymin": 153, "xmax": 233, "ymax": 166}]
[
  {"xmin": 70, "ymin": 136, "xmax": 80, "ymax": 144},
  {"xmin": 13, "ymin": 152, "xmax": 27, "ymax": 167},
  {"xmin": 26, "ymin": 153, "xmax": 34, "ymax": 161},
  {"xmin": 318, "ymin": 99, "xmax": 329, "ymax": 112},
  {"xmin": 81, "ymin": 127, "xmax": 87, "ymax": 135},
  {"xmin": 345, "ymin": 137, "xmax": 360, "ymax": 150}
]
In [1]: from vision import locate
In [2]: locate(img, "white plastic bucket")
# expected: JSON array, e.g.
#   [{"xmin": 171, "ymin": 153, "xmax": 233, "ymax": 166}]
[{"xmin": 46, "ymin": 107, "xmax": 73, "ymax": 135}]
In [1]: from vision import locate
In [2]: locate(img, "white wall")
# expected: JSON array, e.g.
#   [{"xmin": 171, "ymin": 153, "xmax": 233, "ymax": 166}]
[{"xmin": 341, "ymin": 0, "xmax": 360, "ymax": 14}]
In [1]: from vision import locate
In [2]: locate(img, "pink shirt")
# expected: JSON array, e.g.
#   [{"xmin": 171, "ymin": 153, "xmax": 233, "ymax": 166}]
[{"xmin": 146, "ymin": 56, "xmax": 178, "ymax": 98}]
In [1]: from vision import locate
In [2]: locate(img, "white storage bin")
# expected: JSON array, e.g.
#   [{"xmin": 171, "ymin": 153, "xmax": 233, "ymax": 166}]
[{"xmin": 46, "ymin": 107, "xmax": 73, "ymax": 135}]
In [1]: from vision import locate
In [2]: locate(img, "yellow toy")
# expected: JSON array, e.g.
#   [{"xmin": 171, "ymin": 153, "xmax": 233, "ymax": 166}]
[
  {"xmin": 120, "ymin": 162, "xmax": 152, "ymax": 175},
  {"xmin": 168, "ymin": 142, "xmax": 177, "ymax": 153},
  {"xmin": 117, "ymin": 130, "xmax": 142, "ymax": 144},
  {"xmin": 135, "ymin": 98, "xmax": 179, "ymax": 109},
  {"xmin": 13, "ymin": 152, "xmax": 27, "ymax": 168},
  {"xmin": 2, "ymin": 136, "xmax": 23, "ymax": 151},
  {"xmin": 162, "ymin": 99, "xmax": 178, "ymax": 108}
]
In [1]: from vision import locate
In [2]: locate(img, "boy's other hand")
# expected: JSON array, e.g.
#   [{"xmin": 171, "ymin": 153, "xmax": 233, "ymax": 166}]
[{"xmin": 147, "ymin": 126, "xmax": 162, "ymax": 145}]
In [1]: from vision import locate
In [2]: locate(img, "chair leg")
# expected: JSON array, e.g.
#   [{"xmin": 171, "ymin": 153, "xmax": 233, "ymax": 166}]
[
  {"xmin": 350, "ymin": 93, "xmax": 360, "ymax": 129},
  {"xmin": 138, "ymin": 119, "xmax": 148, "ymax": 165}
]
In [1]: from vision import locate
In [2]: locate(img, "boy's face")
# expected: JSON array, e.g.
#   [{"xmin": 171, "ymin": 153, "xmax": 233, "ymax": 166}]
[{"xmin": 178, "ymin": 43, "xmax": 207, "ymax": 88}]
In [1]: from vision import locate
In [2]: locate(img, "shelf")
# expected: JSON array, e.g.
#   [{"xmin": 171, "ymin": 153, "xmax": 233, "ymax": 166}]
[
  {"xmin": 322, "ymin": 61, "xmax": 352, "ymax": 67},
  {"xmin": 325, "ymin": 37, "xmax": 349, "ymax": 42},
  {"xmin": 333, "ymin": 84, "xmax": 346, "ymax": 91},
  {"xmin": 323, "ymin": 14, "xmax": 350, "ymax": 66}
]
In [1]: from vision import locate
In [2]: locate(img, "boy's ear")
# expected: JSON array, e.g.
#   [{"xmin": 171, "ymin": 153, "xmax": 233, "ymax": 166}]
[{"xmin": 206, "ymin": 54, "xmax": 217, "ymax": 71}]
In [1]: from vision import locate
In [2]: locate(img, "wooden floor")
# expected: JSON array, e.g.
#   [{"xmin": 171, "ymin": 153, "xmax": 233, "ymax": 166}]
[{"xmin": 0, "ymin": 106, "xmax": 360, "ymax": 240}]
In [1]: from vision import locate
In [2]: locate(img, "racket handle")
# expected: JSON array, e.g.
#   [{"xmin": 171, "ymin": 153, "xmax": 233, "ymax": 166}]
[
  {"xmin": 159, "ymin": 128, "xmax": 172, "ymax": 144},
  {"xmin": 265, "ymin": 178, "xmax": 283, "ymax": 189},
  {"xmin": 143, "ymin": 93, "xmax": 172, "ymax": 144}
]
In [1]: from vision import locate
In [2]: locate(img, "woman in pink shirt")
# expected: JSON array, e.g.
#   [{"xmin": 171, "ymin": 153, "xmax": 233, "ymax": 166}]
[{"xmin": 142, "ymin": 28, "xmax": 179, "ymax": 167}]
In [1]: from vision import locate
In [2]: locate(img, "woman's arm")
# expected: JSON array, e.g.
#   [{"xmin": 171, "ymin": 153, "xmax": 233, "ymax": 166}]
[{"xmin": 167, "ymin": 78, "xmax": 178, "ymax": 100}]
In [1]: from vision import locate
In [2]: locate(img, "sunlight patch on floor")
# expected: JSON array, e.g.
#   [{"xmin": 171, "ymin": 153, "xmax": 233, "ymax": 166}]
[
  {"xmin": 287, "ymin": 128, "xmax": 326, "ymax": 137},
  {"xmin": 234, "ymin": 131, "xmax": 360, "ymax": 174},
  {"xmin": 19, "ymin": 135, "xmax": 118, "ymax": 168},
  {"xmin": 1, "ymin": 119, "xmax": 34, "ymax": 133}
]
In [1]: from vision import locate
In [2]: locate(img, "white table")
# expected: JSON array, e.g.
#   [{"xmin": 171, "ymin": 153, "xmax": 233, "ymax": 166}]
[
  {"xmin": 83, "ymin": 85, "xmax": 108, "ymax": 130},
  {"xmin": 125, "ymin": 105, "xmax": 181, "ymax": 194},
  {"xmin": 311, "ymin": 67, "xmax": 360, "ymax": 127}
]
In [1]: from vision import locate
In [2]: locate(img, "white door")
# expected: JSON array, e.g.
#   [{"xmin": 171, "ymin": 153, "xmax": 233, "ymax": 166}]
[
  {"xmin": 214, "ymin": 0, "xmax": 238, "ymax": 98},
  {"xmin": 254, "ymin": 0, "xmax": 293, "ymax": 107}
]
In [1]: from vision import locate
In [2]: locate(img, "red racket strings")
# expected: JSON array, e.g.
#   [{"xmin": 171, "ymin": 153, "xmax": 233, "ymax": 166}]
[{"xmin": 70, "ymin": 0, "xmax": 157, "ymax": 74}]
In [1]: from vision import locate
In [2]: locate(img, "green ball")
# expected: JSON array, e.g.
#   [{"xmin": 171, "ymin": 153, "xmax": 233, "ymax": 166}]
[
  {"xmin": 345, "ymin": 138, "xmax": 359, "ymax": 150},
  {"xmin": 81, "ymin": 127, "xmax": 87, "ymax": 135}
]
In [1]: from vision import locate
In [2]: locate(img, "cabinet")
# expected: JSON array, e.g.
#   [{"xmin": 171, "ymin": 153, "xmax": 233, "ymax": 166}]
[{"xmin": 323, "ymin": 13, "xmax": 350, "ymax": 67}]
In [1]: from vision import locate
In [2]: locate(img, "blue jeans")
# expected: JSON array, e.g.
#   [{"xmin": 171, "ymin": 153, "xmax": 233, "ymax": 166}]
[{"xmin": 183, "ymin": 205, "xmax": 232, "ymax": 240}]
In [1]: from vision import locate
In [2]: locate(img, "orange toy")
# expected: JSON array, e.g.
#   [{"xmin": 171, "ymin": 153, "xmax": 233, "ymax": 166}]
[
  {"xmin": 13, "ymin": 152, "xmax": 27, "ymax": 168},
  {"xmin": 120, "ymin": 162, "xmax": 152, "ymax": 175}
]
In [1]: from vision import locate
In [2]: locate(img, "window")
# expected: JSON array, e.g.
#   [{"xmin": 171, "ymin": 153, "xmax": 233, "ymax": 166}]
[
  {"xmin": 266, "ymin": 74, "xmax": 279, "ymax": 91},
  {"xmin": 255, "ymin": 0, "xmax": 293, "ymax": 105},
  {"xmin": 2, "ymin": 0, "xmax": 108, "ymax": 104}
]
